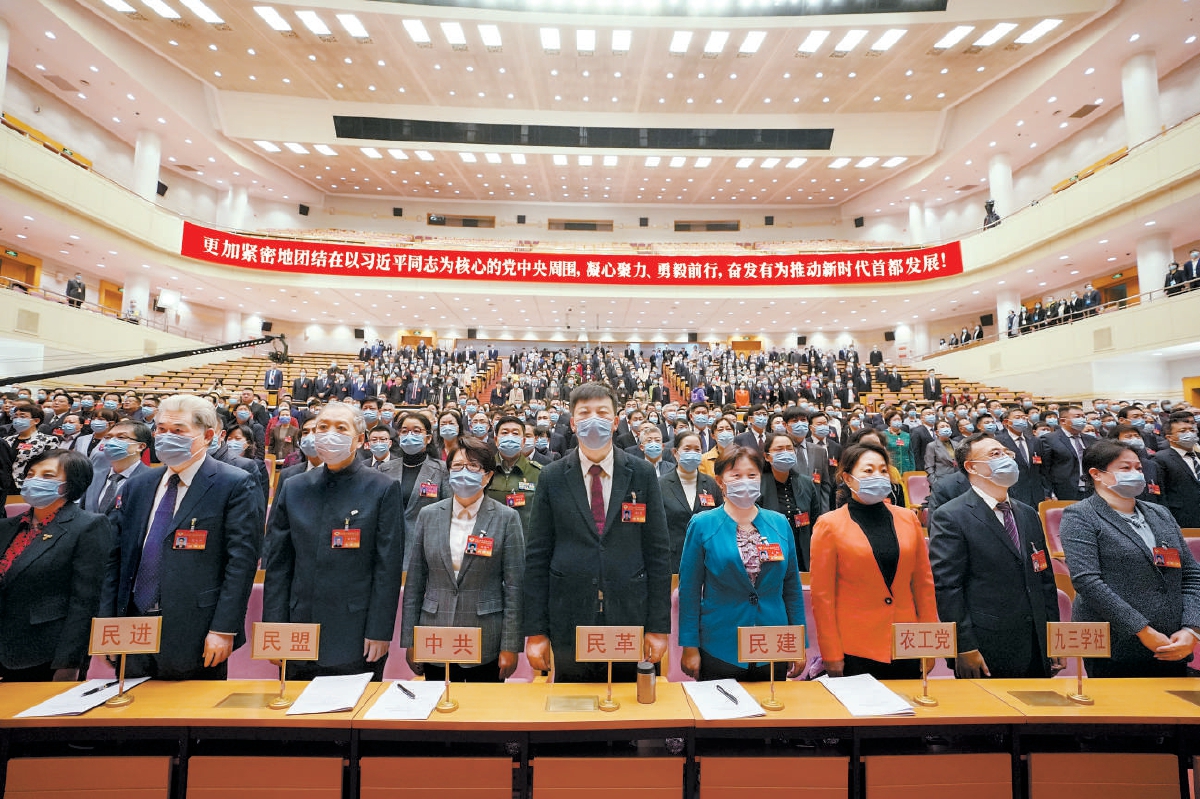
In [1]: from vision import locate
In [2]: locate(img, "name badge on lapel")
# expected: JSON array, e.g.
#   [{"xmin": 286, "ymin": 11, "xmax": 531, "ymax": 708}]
[
  {"xmin": 172, "ymin": 519, "xmax": 207, "ymax": 551},
  {"xmin": 419, "ymin": 482, "xmax": 439, "ymax": 498},
  {"xmin": 757, "ymin": 536, "xmax": 785, "ymax": 562},
  {"xmin": 466, "ymin": 531, "xmax": 493, "ymax": 557},
  {"xmin": 332, "ymin": 513, "xmax": 361, "ymax": 549},
  {"xmin": 1153, "ymin": 546, "xmax": 1182, "ymax": 568},
  {"xmin": 1030, "ymin": 544, "xmax": 1049, "ymax": 573},
  {"xmin": 698, "ymin": 492, "xmax": 716, "ymax": 507},
  {"xmin": 506, "ymin": 492, "xmax": 526, "ymax": 508}
]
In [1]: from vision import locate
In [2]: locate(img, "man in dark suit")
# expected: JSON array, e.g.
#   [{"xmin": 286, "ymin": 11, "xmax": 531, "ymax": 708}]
[
  {"xmin": 908, "ymin": 409, "xmax": 938, "ymax": 472},
  {"xmin": 1152, "ymin": 412, "xmax": 1200, "ymax": 529},
  {"xmin": 264, "ymin": 401, "xmax": 405, "ymax": 679},
  {"xmin": 1082, "ymin": 282, "xmax": 1102, "ymax": 315},
  {"xmin": 65, "ymin": 272, "xmax": 87, "ymax": 308},
  {"xmin": 994, "ymin": 409, "xmax": 1045, "ymax": 509},
  {"xmin": 733, "ymin": 404, "xmax": 770, "ymax": 451},
  {"xmin": 869, "ymin": 345, "xmax": 884, "ymax": 367},
  {"xmin": 102, "ymin": 394, "xmax": 263, "ymax": 680},
  {"xmin": 272, "ymin": 417, "xmax": 321, "ymax": 515},
  {"xmin": 82, "ymin": 420, "xmax": 151, "ymax": 514},
  {"xmin": 524, "ymin": 383, "xmax": 671, "ymax": 682},
  {"xmin": 264, "ymin": 366, "xmax": 284, "ymax": 397},
  {"xmin": 1041, "ymin": 407, "xmax": 1096, "ymax": 500},
  {"xmin": 922, "ymin": 369, "xmax": 942, "ymax": 402},
  {"xmin": 929, "ymin": 433, "xmax": 1061, "ymax": 678},
  {"xmin": 210, "ymin": 428, "xmax": 270, "ymax": 506},
  {"xmin": 292, "ymin": 370, "xmax": 314, "ymax": 403}
]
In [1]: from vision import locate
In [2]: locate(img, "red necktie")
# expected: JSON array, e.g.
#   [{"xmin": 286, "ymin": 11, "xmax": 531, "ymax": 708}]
[{"xmin": 588, "ymin": 463, "xmax": 606, "ymax": 535}]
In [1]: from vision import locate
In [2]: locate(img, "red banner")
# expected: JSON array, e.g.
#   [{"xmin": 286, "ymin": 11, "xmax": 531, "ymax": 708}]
[{"xmin": 180, "ymin": 222, "xmax": 963, "ymax": 287}]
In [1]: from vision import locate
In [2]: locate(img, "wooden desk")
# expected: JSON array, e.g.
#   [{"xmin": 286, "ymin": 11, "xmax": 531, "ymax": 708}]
[{"xmin": 976, "ymin": 678, "xmax": 1200, "ymax": 725}]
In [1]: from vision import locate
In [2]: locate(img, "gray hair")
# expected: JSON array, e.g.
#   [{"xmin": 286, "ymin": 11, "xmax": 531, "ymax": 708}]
[
  {"xmin": 159, "ymin": 393, "xmax": 219, "ymax": 432},
  {"xmin": 321, "ymin": 401, "xmax": 367, "ymax": 434}
]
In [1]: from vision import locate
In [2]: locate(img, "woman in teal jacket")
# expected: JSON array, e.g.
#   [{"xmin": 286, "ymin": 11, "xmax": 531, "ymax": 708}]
[{"xmin": 678, "ymin": 445, "xmax": 806, "ymax": 681}]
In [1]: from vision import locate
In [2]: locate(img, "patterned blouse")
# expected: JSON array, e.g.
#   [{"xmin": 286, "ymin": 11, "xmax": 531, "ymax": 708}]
[
  {"xmin": 5, "ymin": 432, "xmax": 61, "ymax": 490},
  {"xmin": 735, "ymin": 523, "xmax": 763, "ymax": 586}
]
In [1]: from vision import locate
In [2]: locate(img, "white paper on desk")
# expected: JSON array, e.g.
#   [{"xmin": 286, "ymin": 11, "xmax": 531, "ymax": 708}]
[
  {"xmin": 683, "ymin": 679, "xmax": 766, "ymax": 720},
  {"xmin": 15, "ymin": 677, "xmax": 152, "ymax": 717},
  {"xmin": 285, "ymin": 672, "xmax": 373, "ymax": 716},
  {"xmin": 362, "ymin": 680, "xmax": 446, "ymax": 720},
  {"xmin": 816, "ymin": 674, "xmax": 915, "ymax": 717}
]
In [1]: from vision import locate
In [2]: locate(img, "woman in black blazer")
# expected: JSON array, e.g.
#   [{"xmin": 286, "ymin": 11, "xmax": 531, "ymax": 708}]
[
  {"xmin": 0, "ymin": 449, "xmax": 112, "ymax": 681},
  {"xmin": 758, "ymin": 433, "xmax": 823, "ymax": 571},
  {"xmin": 659, "ymin": 431, "xmax": 723, "ymax": 573}
]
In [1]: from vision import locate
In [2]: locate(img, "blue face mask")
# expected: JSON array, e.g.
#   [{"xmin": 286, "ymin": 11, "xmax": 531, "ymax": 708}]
[
  {"xmin": 103, "ymin": 400, "xmax": 119, "ymax": 411},
  {"xmin": 1131, "ymin": 418, "xmax": 1147, "ymax": 429},
  {"xmin": 575, "ymin": 416, "xmax": 613, "ymax": 450},
  {"xmin": 1103, "ymin": 469, "xmax": 1146, "ymax": 499},
  {"xmin": 12, "ymin": 417, "xmax": 31, "ymax": 433},
  {"xmin": 956, "ymin": 409, "xmax": 968, "ymax": 418},
  {"xmin": 104, "ymin": 438, "xmax": 133, "ymax": 461},
  {"xmin": 470, "ymin": 422, "xmax": 489, "ymax": 437},
  {"xmin": 1046, "ymin": 418, "xmax": 1059, "ymax": 428},
  {"xmin": 923, "ymin": 414, "xmax": 937, "ymax": 425},
  {"xmin": 21, "ymin": 477, "xmax": 64, "ymax": 509},
  {"xmin": 1069, "ymin": 417, "xmax": 1086, "ymax": 431},
  {"xmin": 978, "ymin": 455, "xmax": 1019, "ymax": 488},
  {"xmin": 399, "ymin": 433, "xmax": 426, "ymax": 455},
  {"xmin": 771, "ymin": 450, "xmax": 797, "ymax": 470},
  {"xmin": 155, "ymin": 432, "xmax": 199, "ymax": 467},
  {"xmin": 61, "ymin": 423, "xmax": 78, "ymax": 436},
  {"xmin": 790, "ymin": 421, "xmax": 809, "ymax": 437},
  {"xmin": 381, "ymin": 411, "xmax": 394, "ymax": 422},
  {"xmin": 1102, "ymin": 420, "xmax": 1117, "ymax": 430},
  {"xmin": 363, "ymin": 410, "xmax": 379, "ymax": 424},
  {"xmin": 448, "ymin": 467, "xmax": 485, "ymax": 498},
  {"xmin": 439, "ymin": 424, "xmax": 458, "ymax": 440},
  {"xmin": 80, "ymin": 399, "xmax": 94, "ymax": 409},
  {"xmin": 299, "ymin": 434, "xmax": 318, "ymax": 458},
  {"xmin": 716, "ymin": 431, "xmax": 735, "ymax": 448},
  {"xmin": 643, "ymin": 441, "xmax": 663, "ymax": 459},
  {"xmin": 314, "ymin": 430, "xmax": 353, "ymax": 464},
  {"xmin": 226, "ymin": 439, "xmax": 247, "ymax": 455},
  {"xmin": 90, "ymin": 419, "xmax": 109, "ymax": 433},
  {"xmin": 937, "ymin": 428, "xmax": 953, "ymax": 440},
  {"xmin": 850, "ymin": 419, "xmax": 862, "ymax": 429},
  {"xmin": 889, "ymin": 419, "xmax": 903, "ymax": 430},
  {"xmin": 1029, "ymin": 413, "xmax": 1041, "ymax": 424},
  {"xmin": 535, "ymin": 437, "xmax": 549, "ymax": 452},
  {"xmin": 677, "ymin": 451, "xmax": 703, "ymax": 473},
  {"xmin": 665, "ymin": 412, "xmax": 677, "ymax": 423},
  {"xmin": 370, "ymin": 441, "xmax": 391, "ymax": 458},
  {"xmin": 497, "ymin": 435, "xmax": 523, "ymax": 458},
  {"xmin": 813, "ymin": 424, "xmax": 830, "ymax": 438},
  {"xmin": 465, "ymin": 406, "xmax": 478, "ymax": 417},
  {"xmin": 236, "ymin": 410, "xmax": 251, "ymax": 422},
  {"xmin": 851, "ymin": 475, "xmax": 892, "ymax": 504},
  {"xmin": 962, "ymin": 423, "xmax": 975, "ymax": 433},
  {"xmin": 722, "ymin": 478, "xmax": 761, "ymax": 509},
  {"xmin": 1012, "ymin": 419, "xmax": 1029, "ymax": 431},
  {"xmin": 752, "ymin": 414, "xmax": 768, "ymax": 428},
  {"xmin": 692, "ymin": 414, "xmax": 710, "ymax": 429},
  {"xmin": 550, "ymin": 412, "xmax": 560, "ymax": 423},
  {"xmin": 1177, "ymin": 432, "xmax": 1199, "ymax": 449},
  {"xmin": 983, "ymin": 422, "xmax": 999, "ymax": 434}
]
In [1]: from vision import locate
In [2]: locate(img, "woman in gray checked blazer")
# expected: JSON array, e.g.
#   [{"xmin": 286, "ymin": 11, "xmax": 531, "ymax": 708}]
[
  {"xmin": 1061, "ymin": 439, "xmax": 1200, "ymax": 678},
  {"xmin": 400, "ymin": 437, "xmax": 524, "ymax": 682}
]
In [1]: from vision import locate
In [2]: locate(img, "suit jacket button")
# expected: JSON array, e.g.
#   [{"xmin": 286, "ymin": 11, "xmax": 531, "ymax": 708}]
[
  {"xmin": 884, "ymin": 597, "xmax": 893, "ymax": 605},
  {"xmin": 749, "ymin": 593, "xmax": 759, "ymax": 605}
]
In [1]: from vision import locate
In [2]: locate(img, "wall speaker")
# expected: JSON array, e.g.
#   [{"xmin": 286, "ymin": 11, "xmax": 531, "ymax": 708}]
[
  {"xmin": 854, "ymin": 216, "xmax": 865, "ymax": 228},
  {"xmin": 687, "ymin": 332, "xmax": 698, "ymax": 343},
  {"xmin": 156, "ymin": 181, "xmax": 168, "ymax": 197},
  {"xmin": 298, "ymin": 204, "xmax": 310, "ymax": 216},
  {"xmin": 764, "ymin": 216, "xmax": 774, "ymax": 226},
  {"xmin": 261, "ymin": 321, "xmax": 273, "ymax": 332},
  {"xmin": 980, "ymin": 313, "xmax": 995, "ymax": 327},
  {"xmin": 883, "ymin": 330, "xmax": 896, "ymax": 342},
  {"xmin": 639, "ymin": 217, "xmax": 649, "ymax": 228},
  {"xmin": 797, "ymin": 336, "xmax": 807, "ymax": 346},
  {"xmin": 467, "ymin": 327, "xmax": 478, "ymax": 339},
  {"xmin": 353, "ymin": 328, "xmax": 365, "ymax": 340},
  {"xmin": 392, "ymin": 207, "xmax": 403, "ymax": 217},
  {"xmin": 517, "ymin": 215, "xmax": 526, "ymax": 225}
]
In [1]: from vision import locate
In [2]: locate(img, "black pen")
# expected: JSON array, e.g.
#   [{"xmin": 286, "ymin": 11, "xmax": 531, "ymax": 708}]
[
  {"xmin": 715, "ymin": 685, "xmax": 739, "ymax": 705},
  {"xmin": 81, "ymin": 680, "xmax": 118, "ymax": 697},
  {"xmin": 397, "ymin": 683, "xmax": 416, "ymax": 699}
]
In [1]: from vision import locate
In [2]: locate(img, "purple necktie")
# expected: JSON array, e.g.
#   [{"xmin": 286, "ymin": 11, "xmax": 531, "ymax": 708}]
[
  {"xmin": 588, "ymin": 463, "xmax": 606, "ymax": 535},
  {"xmin": 132, "ymin": 474, "xmax": 181, "ymax": 613},
  {"xmin": 995, "ymin": 500, "xmax": 1021, "ymax": 552}
]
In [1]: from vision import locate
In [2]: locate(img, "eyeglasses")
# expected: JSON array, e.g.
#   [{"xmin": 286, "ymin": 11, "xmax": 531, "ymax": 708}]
[{"xmin": 450, "ymin": 462, "xmax": 486, "ymax": 473}]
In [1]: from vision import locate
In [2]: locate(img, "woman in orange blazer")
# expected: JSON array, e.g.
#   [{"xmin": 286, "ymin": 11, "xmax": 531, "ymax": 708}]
[{"xmin": 810, "ymin": 441, "xmax": 938, "ymax": 679}]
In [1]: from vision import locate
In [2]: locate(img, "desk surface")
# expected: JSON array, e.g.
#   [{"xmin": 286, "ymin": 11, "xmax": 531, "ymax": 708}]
[
  {"xmin": 687, "ymin": 679, "xmax": 1026, "ymax": 730},
  {"xmin": 354, "ymin": 680, "xmax": 694, "ymax": 732},
  {"xmin": 977, "ymin": 678, "xmax": 1200, "ymax": 725},
  {"xmin": 0, "ymin": 680, "xmax": 381, "ymax": 729}
]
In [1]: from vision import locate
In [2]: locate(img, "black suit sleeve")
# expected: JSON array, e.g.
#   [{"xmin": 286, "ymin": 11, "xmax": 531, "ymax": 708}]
[
  {"xmin": 365, "ymin": 480, "xmax": 406, "ymax": 642},
  {"xmin": 55, "ymin": 514, "xmax": 116, "ymax": 669},
  {"xmin": 523, "ymin": 467, "xmax": 556, "ymax": 638},
  {"xmin": 1026, "ymin": 505, "xmax": 1061, "ymax": 625},
  {"xmin": 927, "ymin": 504, "xmax": 980, "ymax": 653},
  {"xmin": 211, "ymin": 471, "xmax": 265, "ymax": 637},
  {"xmin": 638, "ymin": 467, "xmax": 673, "ymax": 635}
]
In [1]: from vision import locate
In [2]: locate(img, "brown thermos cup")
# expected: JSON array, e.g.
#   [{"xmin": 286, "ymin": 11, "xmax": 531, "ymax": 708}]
[{"xmin": 637, "ymin": 661, "xmax": 656, "ymax": 704}]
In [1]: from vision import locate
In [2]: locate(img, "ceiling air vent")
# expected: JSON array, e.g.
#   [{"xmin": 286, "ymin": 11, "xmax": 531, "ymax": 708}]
[
  {"xmin": 42, "ymin": 75, "xmax": 77, "ymax": 92},
  {"xmin": 1070, "ymin": 104, "xmax": 1100, "ymax": 119}
]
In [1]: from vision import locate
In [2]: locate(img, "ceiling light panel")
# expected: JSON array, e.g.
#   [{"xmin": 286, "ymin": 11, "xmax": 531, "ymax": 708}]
[
  {"xmin": 933, "ymin": 25, "xmax": 974, "ymax": 50},
  {"xmin": 540, "ymin": 27, "xmax": 561, "ymax": 52},
  {"xmin": 178, "ymin": 0, "xmax": 222, "ymax": 23},
  {"xmin": 387, "ymin": 148, "xmax": 408, "ymax": 160},
  {"xmin": 669, "ymin": 31, "xmax": 693, "ymax": 54},
  {"xmin": 441, "ymin": 21, "xmax": 467, "ymax": 46},
  {"xmin": 833, "ymin": 30, "xmax": 868, "ymax": 53},
  {"xmin": 703, "ymin": 31, "xmax": 729, "ymax": 55},
  {"xmin": 313, "ymin": 144, "xmax": 337, "ymax": 156},
  {"xmin": 484, "ymin": 152, "xmax": 503, "ymax": 164},
  {"xmin": 602, "ymin": 155, "xmax": 618, "ymax": 166},
  {"xmin": 459, "ymin": 152, "xmax": 477, "ymax": 162},
  {"xmin": 869, "ymin": 29, "xmax": 905, "ymax": 52},
  {"xmin": 415, "ymin": 151, "xmax": 434, "ymax": 161},
  {"xmin": 611, "ymin": 29, "xmax": 632, "ymax": 52},
  {"xmin": 361, "ymin": 147, "xmax": 382, "ymax": 159},
  {"xmin": 973, "ymin": 23, "xmax": 1018, "ymax": 47},
  {"xmin": 578, "ymin": 154, "xmax": 593, "ymax": 166},
  {"xmin": 100, "ymin": 0, "xmax": 137, "ymax": 11},
  {"xmin": 669, "ymin": 156, "xmax": 686, "ymax": 167},
  {"xmin": 797, "ymin": 30, "xmax": 829, "ymax": 54},
  {"xmin": 1015, "ymin": 19, "xmax": 1063, "ymax": 44},
  {"xmin": 829, "ymin": 157, "xmax": 851, "ymax": 168},
  {"xmin": 785, "ymin": 157, "xmax": 807, "ymax": 168},
  {"xmin": 254, "ymin": 140, "xmax": 281, "ymax": 152},
  {"xmin": 881, "ymin": 156, "xmax": 907, "ymax": 168},
  {"xmin": 760, "ymin": 157, "xmax": 780, "ymax": 168},
  {"xmin": 283, "ymin": 142, "xmax": 308, "ymax": 154},
  {"xmin": 478, "ymin": 24, "xmax": 502, "ymax": 48},
  {"xmin": 295, "ymin": 10, "xmax": 331, "ymax": 36},
  {"xmin": 553, "ymin": 154, "xmax": 568, "ymax": 166},
  {"xmin": 854, "ymin": 157, "xmax": 879, "ymax": 167},
  {"xmin": 735, "ymin": 157, "xmax": 754, "ymax": 168},
  {"xmin": 577, "ymin": 29, "xmax": 596, "ymax": 52},
  {"xmin": 336, "ymin": 14, "xmax": 369, "ymax": 39},
  {"xmin": 510, "ymin": 153, "xmax": 526, "ymax": 165},
  {"xmin": 141, "ymin": 0, "xmax": 181, "ymax": 20},
  {"xmin": 403, "ymin": 19, "xmax": 431, "ymax": 44},
  {"xmin": 645, "ymin": 156, "xmax": 661, "ymax": 167},
  {"xmin": 739, "ymin": 31, "xmax": 766, "ymax": 54},
  {"xmin": 694, "ymin": 157, "xmax": 712, "ymax": 167}
]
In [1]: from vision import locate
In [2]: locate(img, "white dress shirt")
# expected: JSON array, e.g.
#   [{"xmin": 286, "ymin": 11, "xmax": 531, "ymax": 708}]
[
  {"xmin": 679, "ymin": 467, "xmax": 698, "ymax": 509},
  {"xmin": 449, "ymin": 493, "xmax": 484, "ymax": 576},
  {"xmin": 143, "ymin": 453, "xmax": 207, "ymax": 555}
]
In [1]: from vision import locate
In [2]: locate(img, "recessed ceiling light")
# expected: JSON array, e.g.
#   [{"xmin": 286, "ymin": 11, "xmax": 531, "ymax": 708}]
[
  {"xmin": 577, "ymin": 29, "xmax": 596, "ymax": 52},
  {"xmin": 669, "ymin": 31, "xmax": 693, "ymax": 54},
  {"xmin": 360, "ymin": 147, "xmax": 382, "ymax": 159},
  {"xmin": 402, "ymin": 19, "xmax": 430, "ymax": 44},
  {"xmin": 603, "ymin": 155, "xmax": 618, "ymax": 167},
  {"xmin": 100, "ymin": 0, "xmax": 137, "ymax": 11},
  {"xmin": 140, "ymin": 0, "xmax": 180, "ymax": 19},
  {"xmin": 703, "ymin": 30, "xmax": 730, "ymax": 55},
  {"xmin": 855, "ymin": 157, "xmax": 879, "ymax": 168},
  {"xmin": 833, "ymin": 29, "xmax": 868, "ymax": 53},
  {"xmin": 337, "ymin": 14, "xmax": 369, "ymax": 39},
  {"xmin": 870, "ymin": 29, "xmax": 906, "ymax": 52},
  {"xmin": 1016, "ymin": 18, "xmax": 1062, "ymax": 44},
  {"xmin": 179, "ymin": 0, "xmax": 223, "ymax": 23},
  {"xmin": 1129, "ymin": 33, "xmax": 1140, "ymax": 43},
  {"xmin": 478, "ymin": 24, "xmax": 502, "ymax": 48},
  {"xmin": 738, "ymin": 31, "xmax": 766, "ymax": 54},
  {"xmin": 539, "ymin": 27, "xmax": 560, "ymax": 52},
  {"xmin": 760, "ymin": 157, "xmax": 780, "ymax": 168},
  {"xmin": 645, "ymin": 156, "xmax": 661, "ymax": 167},
  {"xmin": 440, "ymin": 21, "xmax": 466, "ymax": 46},
  {"xmin": 611, "ymin": 29, "xmax": 632, "ymax": 53},
  {"xmin": 881, "ymin": 156, "xmax": 907, "ymax": 168},
  {"xmin": 933, "ymin": 25, "xmax": 974, "ymax": 50},
  {"xmin": 283, "ymin": 142, "xmax": 308, "ymax": 154},
  {"xmin": 828, "ymin": 157, "xmax": 851, "ymax": 169},
  {"xmin": 578, "ymin": 155, "xmax": 593, "ymax": 166},
  {"xmin": 511, "ymin": 153, "xmax": 526, "ymax": 165},
  {"xmin": 253, "ymin": 6, "xmax": 291, "ymax": 31}
]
